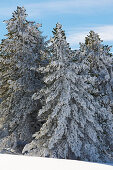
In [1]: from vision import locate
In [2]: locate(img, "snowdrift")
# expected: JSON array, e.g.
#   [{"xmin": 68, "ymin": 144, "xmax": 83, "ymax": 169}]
[{"xmin": 0, "ymin": 154, "xmax": 113, "ymax": 170}]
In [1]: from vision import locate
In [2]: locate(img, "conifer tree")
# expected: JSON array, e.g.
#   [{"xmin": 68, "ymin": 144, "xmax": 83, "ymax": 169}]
[
  {"xmin": 78, "ymin": 31, "xmax": 113, "ymax": 113},
  {"xmin": 0, "ymin": 6, "xmax": 46, "ymax": 153},
  {"xmin": 22, "ymin": 24, "xmax": 113, "ymax": 163}
]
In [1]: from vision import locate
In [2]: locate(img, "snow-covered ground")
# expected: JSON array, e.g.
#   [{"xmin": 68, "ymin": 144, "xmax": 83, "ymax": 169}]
[{"xmin": 0, "ymin": 154, "xmax": 113, "ymax": 170}]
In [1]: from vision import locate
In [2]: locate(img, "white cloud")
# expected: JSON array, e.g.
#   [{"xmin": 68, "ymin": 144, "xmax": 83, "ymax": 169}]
[
  {"xmin": 0, "ymin": 0, "xmax": 113, "ymax": 18},
  {"xmin": 67, "ymin": 25, "xmax": 113, "ymax": 48},
  {"xmin": 25, "ymin": 0, "xmax": 113, "ymax": 17}
]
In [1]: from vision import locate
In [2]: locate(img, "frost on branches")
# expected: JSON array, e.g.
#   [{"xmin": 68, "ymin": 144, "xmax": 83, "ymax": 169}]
[
  {"xmin": 78, "ymin": 31, "xmax": 113, "ymax": 113},
  {"xmin": 0, "ymin": 6, "xmax": 46, "ymax": 153},
  {"xmin": 22, "ymin": 24, "xmax": 113, "ymax": 163}
]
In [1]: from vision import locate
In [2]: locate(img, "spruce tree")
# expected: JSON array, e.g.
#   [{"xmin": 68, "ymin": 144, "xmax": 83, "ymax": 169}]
[
  {"xmin": 22, "ymin": 24, "xmax": 113, "ymax": 163},
  {"xmin": 0, "ymin": 6, "xmax": 46, "ymax": 153},
  {"xmin": 78, "ymin": 31, "xmax": 113, "ymax": 113}
]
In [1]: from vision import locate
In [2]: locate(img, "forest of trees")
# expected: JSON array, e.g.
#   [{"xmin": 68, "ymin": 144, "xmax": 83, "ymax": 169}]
[{"xmin": 0, "ymin": 6, "xmax": 113, "ymax": 163}]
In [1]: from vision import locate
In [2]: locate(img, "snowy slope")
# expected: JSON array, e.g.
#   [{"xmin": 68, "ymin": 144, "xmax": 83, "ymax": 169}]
[{"xmin": 0, "ymin": 154, "xmax": 113, "ymax": 170}]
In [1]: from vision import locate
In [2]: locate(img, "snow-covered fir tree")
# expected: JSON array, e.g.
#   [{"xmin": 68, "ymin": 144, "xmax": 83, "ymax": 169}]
[
  {"xmin": 0, "ymin": 6, "xmax": 46, "ymax": 153},
  {"xmin": 22, "ymin": 24, "xmax": 113, "ymax": 163},
  {"xmin": 78, "ymin": 31, "xmax": 113, "ymax": 113}
]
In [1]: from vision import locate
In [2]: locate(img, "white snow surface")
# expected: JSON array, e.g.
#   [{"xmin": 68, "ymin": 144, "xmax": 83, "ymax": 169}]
[{"xmin": 0, "ymin": 154, "xmax": 113, "ymax": 170}]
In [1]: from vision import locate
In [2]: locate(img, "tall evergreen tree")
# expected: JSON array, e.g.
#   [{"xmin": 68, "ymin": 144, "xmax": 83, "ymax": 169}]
[
  {"xmin": 78, "ymin": 31, "xmax": 113, "ymax": 113},
  {"xmin": 22, "ymin": 24, "xmax": 113, "ymax": 163},
  {"xmin": 0, "ymin": 6, "xmax": 46, "ymax": 153}
]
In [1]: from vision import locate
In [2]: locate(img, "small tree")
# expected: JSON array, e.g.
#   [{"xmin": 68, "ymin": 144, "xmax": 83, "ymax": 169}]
[
  {"xmin": 23, "ymin": 24, "xmax": 113, "ymax": 163},
  {"xmin": 0, "ymin": 6, "xmax": 46, "ymax": 153}
]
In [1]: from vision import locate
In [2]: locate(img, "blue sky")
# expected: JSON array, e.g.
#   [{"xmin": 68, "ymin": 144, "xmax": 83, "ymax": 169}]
[{"xmin": 0, "ymin": 0, "xmax": 113, "ymax": 51}]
